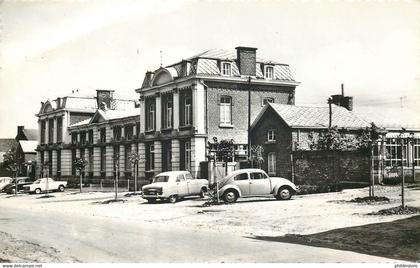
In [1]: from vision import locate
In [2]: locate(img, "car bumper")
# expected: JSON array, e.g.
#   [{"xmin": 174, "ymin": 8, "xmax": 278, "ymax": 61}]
[{"xmin": 142, "ymin": 194, "xmax": 166, "ymax": 199}]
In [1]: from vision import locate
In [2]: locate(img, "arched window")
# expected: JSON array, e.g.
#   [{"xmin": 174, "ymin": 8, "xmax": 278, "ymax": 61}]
[{"xmin": 219, "ymin": 96, "xmax": 232, "ymax": 125}]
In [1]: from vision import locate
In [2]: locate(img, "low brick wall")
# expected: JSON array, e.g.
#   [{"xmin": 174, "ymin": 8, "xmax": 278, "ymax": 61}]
[{"xmin": 292, "ymin": 150, "xmax": 370, "ymax": 187}]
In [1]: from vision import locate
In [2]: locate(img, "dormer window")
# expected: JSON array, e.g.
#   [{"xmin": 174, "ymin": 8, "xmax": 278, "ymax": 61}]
[
  {"xmin": 221, "ymin": 62, "xmax": 232, "ymax": 76},
  {"xmin": 264, "ymin": 66, "xmax": 274, "ymax": 79}
]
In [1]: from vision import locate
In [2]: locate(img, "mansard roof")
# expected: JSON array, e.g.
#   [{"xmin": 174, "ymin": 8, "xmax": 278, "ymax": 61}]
[{"xmin": 140, "ymin": 48, "xmax": 296, "ymax": 90}]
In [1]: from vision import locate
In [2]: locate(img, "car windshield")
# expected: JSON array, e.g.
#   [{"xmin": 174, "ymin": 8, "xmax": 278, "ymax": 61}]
[
  {"xmin": 153, "ymin": 176, "xmax": 170, "ymax": 183},
  {"xmin": 34, "ymin": 179, "xmax": 41, "ymax": 184}
]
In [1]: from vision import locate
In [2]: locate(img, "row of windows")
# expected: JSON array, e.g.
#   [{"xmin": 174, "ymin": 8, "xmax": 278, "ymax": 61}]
[
  {"xmin": 221, "ymin": 62, "xmax": 275, "ymax": 79},
  {"xmin": 71, "ymin": 123, "xmax": 140, "ymax": 145},
  {"xmin": 145, "ymin": 94, "xmax": 276, "ymax": 131},
  {"xmin": 40, "ymin": 117, "xmax": 63, "ymax": 144},
  {"xmin": 382, "ymin": 138, "xmax": 420, "ymax": 167},
  {"xmin": 146, "ymin": 96, "xmax": 192, "ymax": 131},
  {"xmin": 145, "ymin": 141, "xmax": 191, "ymax": 171}
]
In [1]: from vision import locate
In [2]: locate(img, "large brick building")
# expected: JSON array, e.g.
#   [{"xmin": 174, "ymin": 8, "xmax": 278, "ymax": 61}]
[
  {"xmin": 35, "ymin": 46, "xmax": 299, "ymax": 183},
  {"xmin": 136, "ymin": 46, "xmax": 299, "ymax": 180}
]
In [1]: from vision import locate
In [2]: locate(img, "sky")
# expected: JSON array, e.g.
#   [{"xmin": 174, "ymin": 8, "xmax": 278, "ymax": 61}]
[{"xmin": 1, "ymin": 0, "xmax": 419, "ymax": 138}]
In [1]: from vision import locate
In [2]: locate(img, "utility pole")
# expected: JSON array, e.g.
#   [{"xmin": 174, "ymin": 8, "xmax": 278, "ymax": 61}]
[
  {"xmin": 411, "ymin": 133, "xmax": 416, "ymax": 182},
  {"xmin": 399, "ymin": 133, "xmax": 405, "ymax": 207},
  {"xmin": 328, "ymin": 98, "xmax": 332, "ymax": 128},
  {"xmin": 247, "ymin": 76, "xmax": 252, "ymax": 161}
]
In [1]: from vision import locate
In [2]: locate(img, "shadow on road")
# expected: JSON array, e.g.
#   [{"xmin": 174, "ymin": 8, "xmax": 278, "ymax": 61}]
[{"xmin": 247, "ymin": 215, "xmax": 420, "ymax": 262}]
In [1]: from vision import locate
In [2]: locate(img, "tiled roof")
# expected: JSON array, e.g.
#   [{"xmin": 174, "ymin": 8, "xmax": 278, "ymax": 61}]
[
  {"xmin": 354, "ymin": 106, "xmax": 420, "ymax": 131},
  {"xmin": 19, "ymin": 141, "xmax": 37, "ymax": 153},
  {"xmin": 22, "ymin": 129, "xmax": 38, "ymax": 141},
  {"xmin": 261, "ymin": 103, "xmax": 369, "ymax": 129}
]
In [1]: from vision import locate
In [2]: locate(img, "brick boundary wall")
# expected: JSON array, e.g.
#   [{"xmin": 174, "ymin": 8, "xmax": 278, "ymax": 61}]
[{"xmin": 292, "ymin": 150, "xmax": 370, "ymax": 187}]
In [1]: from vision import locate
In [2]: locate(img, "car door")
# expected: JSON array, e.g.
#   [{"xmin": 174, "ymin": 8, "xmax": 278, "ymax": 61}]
[
  {"xmin": 176, "ymin": 174, "xmax": 188, "ymax": 197},
  {"xmin": 249, "ymin": 171, "xmax": 271, "ymax": 195},
  {"xmin": 232, "ymin": 172, "xmax": 250, "ymax": 196},
  {"xmin": 184, "ymin": 173, "xmax": 199, "ymax": 195}
]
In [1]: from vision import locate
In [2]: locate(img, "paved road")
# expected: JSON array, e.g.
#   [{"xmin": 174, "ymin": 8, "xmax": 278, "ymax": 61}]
[{"xmin": 0, "ymin": 206, "xmax": 398, "ymax": 263}]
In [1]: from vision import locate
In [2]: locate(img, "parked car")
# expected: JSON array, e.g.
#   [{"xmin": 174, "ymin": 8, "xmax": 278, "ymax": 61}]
[
  {"xmin": 2, "ymin": 177, "xmax": 33, "ymax": 194},
  {"xmin": 142, "ymin": 171, "xmax": 209, "ymax": 203},
  {"xmin": 217, "ymin": 168, "xmax": 298, "ymax": 203},
  {"xmin": 23, "ymin": 178, "xmax": 67, "ymax": 194},
  {"xmin": 0, "ymin": 177, "xmax": 13, "ymax": 192}
]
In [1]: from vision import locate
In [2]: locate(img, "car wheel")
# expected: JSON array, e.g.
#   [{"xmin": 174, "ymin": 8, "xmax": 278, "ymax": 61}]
[
  {"xmin": 276, "ymin": 186, "xmax": 292, "ymax": 200},
  {"xmin": 146, "ymin": 198, "xmax": 156, "ymax": 203},
  {"xmin": 34, "ymin": 188, "xmax": 42, "ymax": 194},
  {"xmin": 11, "ymin": 188, "xmax": 16, "ymax": 194},
  {"xmin": 199, "ymin": 187, "xmax": 207, "ymax": 198},
  {"xmin": 223, "ymin": 190, "xmax": 238, "ymax": 203},
  {"xmin": 58, "ymin": 185, "xmax": 65, "ymax": 192},
  {"xmin": 168, "ymin": 195, "xmax": 178, "ymax": 203}
]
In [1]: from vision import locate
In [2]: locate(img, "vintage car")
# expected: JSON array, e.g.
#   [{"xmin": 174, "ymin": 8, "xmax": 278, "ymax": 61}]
[
  {"xmin": 142, "ymin": 171, "xmax": 209, "ymax": 203},
  {"xmin": 23, "ymin": 178, "xmax": 67, "ymax": 194},
  {"xmin": 218, "ymin": 168, "xmax": 298, "ymax": 203},
  {"xmin": 2, "ymin": 177, "xmax": 33, "ymax": 194},
  {"xmin": 0, "ymin": 177, "xmax": 13, "ymax": 192}
]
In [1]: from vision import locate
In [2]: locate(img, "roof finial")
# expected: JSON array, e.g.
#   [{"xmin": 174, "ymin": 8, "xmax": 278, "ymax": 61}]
[{"xmin": 160, "ymin": 49, "xmax": 163, "ymax": 67}]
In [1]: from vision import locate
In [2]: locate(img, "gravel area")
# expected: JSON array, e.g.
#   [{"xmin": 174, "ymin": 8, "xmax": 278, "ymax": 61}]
[{"xmin": 0, "ymin": 184, "xmax": 419, "ymax": 237}]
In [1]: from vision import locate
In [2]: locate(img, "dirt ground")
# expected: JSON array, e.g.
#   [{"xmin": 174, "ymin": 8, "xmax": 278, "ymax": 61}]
[
  {"xmin": 0, "ymin": 184, "xmax": 419, "ymax": 262},
  {"xmin": 0, "ymin": 184, "xmax": 419, "ymax": 237}
]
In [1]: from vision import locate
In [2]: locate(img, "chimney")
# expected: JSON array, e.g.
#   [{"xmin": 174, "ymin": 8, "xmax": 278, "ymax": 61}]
[
  {"xmin": 235, "ymin": 46, "xmax": 257, "ymax": 76},
  {"xmin": 330, "ymin": 83, "xmax": 353, "ymax": 111},
  {"xmin": 343, "ymin": 96, "xmax": 353, "ymax": 111},
  {"xmin": 18, "ymin": 126, "xmax": 24, "ymax": 134},
  {"xmin": 96, "ymin": 90, "xmax": 115, "ymax": 110}
]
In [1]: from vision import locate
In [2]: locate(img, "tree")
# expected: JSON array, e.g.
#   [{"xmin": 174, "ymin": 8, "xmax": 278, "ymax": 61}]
[
  {"xmin": 74, "ymin": 158, "xmax": 88, "ymax": 193},
  {"xmin": 3, "ymin": 145, "xmax": 22, "ymax": 195},
  {"xmin": 113, "ymin": 153, "xmax": 120, "ymax": 200},
  {"xmin": 128, "ymin": 152, "xmax": 140, "ymax": 193},
  {"xmin": 210, "ymin": 138, "xmax": 235, "ymax": 174},
  {"xmin": 250, "ymin": 145, "xmax": 264, "ymax": 168},
  {"xmin": 206, "ymin": 138, "xmax": 235, "ymax": 204}
]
